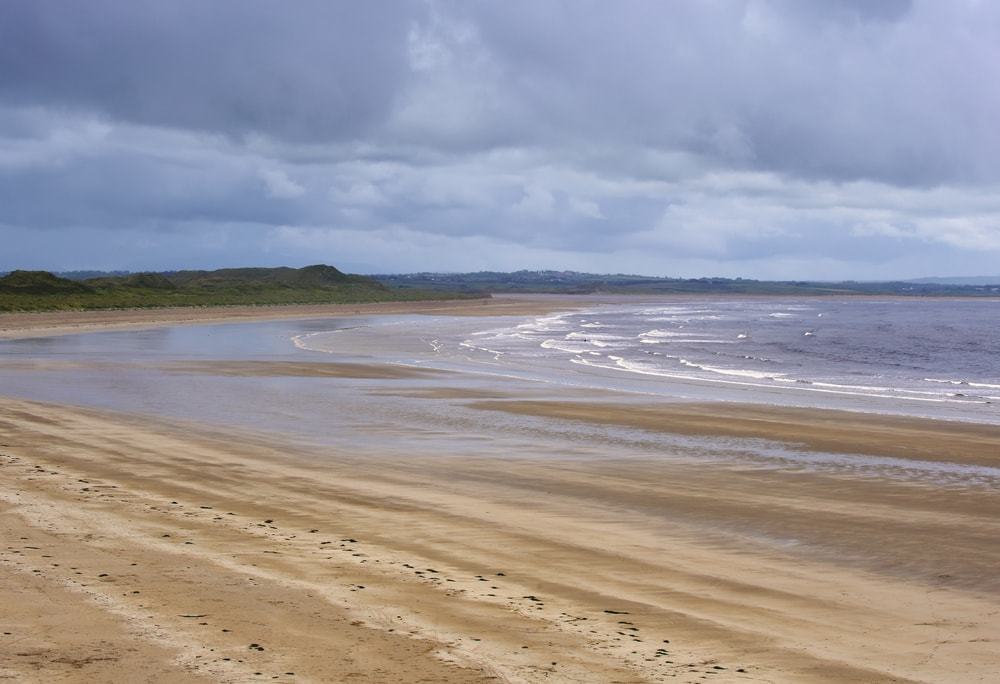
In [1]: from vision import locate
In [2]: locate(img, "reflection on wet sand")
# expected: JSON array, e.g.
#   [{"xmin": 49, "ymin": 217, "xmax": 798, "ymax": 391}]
[{"xmin": 165, "ymin": 360, "xmax": 445, "ymax": 379}]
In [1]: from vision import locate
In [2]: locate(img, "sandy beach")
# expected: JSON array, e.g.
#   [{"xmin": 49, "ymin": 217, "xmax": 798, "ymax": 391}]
[{"xmin": 2, "ymin": 302, "xmax": 999, "ymax": 683}]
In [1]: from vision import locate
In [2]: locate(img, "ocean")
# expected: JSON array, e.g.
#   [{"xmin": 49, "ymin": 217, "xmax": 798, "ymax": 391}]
[
  {"xmin": 3, "ymin": 296, "xmax": 1000, "ymax": 442},
  {"xmin": 297, "ymin": 297, "xmax": 1000, "ymax": 423}
]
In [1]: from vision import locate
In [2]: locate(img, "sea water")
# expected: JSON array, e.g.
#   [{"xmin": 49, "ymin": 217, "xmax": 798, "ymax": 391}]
[{"xmin": 296, "ymin": 297, "xmax": 1000, "ymax": 424}]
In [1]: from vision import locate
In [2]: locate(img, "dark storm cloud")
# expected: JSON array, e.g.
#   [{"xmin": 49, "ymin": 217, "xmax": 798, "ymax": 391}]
[
  {"xmin": 1, "ymin": 1, "xmax": 999, "ymax": 277},
  {"xmin": 0, "ymin": 0, "xmax": 419, "ymax": 140},
  {"xmin": 463, "ymin": 0, "xmax": 1000, "ymax": 185}
]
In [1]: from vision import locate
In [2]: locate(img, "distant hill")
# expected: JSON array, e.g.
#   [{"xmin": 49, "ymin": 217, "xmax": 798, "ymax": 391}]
[
  {"xmin": 375, "ymin": 270, "xmax": 1000, "ymax": 297},
  {"xmin": 55, "ymin": 270, "xmax": 132, "ymax": 281},
  {"xmin": 164, "ymin": 264, "xmax": 361, "ymax": 288},
  {"xmin": 909, "ymin": 276, "xmax": 1000, "ymax": 286},
  {"xmin": 0, "ymin": 265, "xmax": 482, "ymax": 312},
  {"xmin": 0, "ymin": 270, "xmax": 94, "ymax": 295}
]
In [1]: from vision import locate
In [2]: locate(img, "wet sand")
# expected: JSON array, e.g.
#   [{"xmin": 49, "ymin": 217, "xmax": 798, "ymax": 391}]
[
  {"xmin": 470, "ymin": 400, "xmax": 1000, "ymax": 468},
  {"xmin": 165, "ymin": 360, "xmax": 446, "ymax": 379},
  {"xmin": 2, "ymin": 396, "xmax": 999, "ymax": 683},
  {"xmin": 0, "ymin": 295, "xmax": 576, "ymax": 340}
]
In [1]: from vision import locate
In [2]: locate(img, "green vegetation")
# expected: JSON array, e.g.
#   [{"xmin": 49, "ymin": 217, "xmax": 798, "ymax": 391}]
[
  {"xmin": 0, "ymin": 265, "xmax": 483, "ymax": 312},
  {"xmin": 376, "ymin": 270, "xmax": 1000, "ymax": 297},
  {"xmin": 0, "ymin": 270, "xmax": 94, "ymax": 295},
  {"xmin": 4, "ymin": 265, "xmax": 997, "ymax": 312}
]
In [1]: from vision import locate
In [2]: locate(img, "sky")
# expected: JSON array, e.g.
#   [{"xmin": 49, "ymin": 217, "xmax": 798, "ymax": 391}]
[{"xmin": 2, "ymin": 0, "xmax": 999, "ymax": 279}]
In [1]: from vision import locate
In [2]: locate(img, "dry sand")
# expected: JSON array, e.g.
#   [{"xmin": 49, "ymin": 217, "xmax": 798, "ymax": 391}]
[{"xmin": 2, "ymin": 395, "xmax": 999, "ymax": 683}]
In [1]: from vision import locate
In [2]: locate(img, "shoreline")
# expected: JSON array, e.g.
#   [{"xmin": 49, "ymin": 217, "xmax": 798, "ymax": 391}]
[
  {"xmin": 4, "ymin": 291, "xmax": 998, "ymax": 342},
  {"xmin": 0, "ymin": 294, "xmax": 582, "ymax": 340}
]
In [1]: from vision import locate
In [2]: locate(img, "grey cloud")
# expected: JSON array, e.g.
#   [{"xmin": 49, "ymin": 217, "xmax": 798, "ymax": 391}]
[
  {"xmin": 2, "ymin": 1, "xmax": 1000, "ymax": 277},
  {"xmin": 7, "ymin": 1, "xmax": 998, "ymax": 185},
  {"xmin": 462, "ymin": 0, "xmax": 1000, "ymax": 185},
  {"xmin": 0, "ymin": 146, "xmax": 300, "ymax": 230},
  {"xmin": 767, "ymin": 0, "xmax": 914, "ymax": 25},
  {"xmin": 0, "ymin": 1, "xmax": 420, "ymax": 141}
]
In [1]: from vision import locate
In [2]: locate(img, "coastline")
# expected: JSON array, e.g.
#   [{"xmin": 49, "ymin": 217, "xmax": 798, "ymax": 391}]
[
  {"xmin": 0, "ymin": 295, "xmax": 581, "ymax": 341},
  {"xmin": 4, "ymin": 291, "xmax": 997, "ymax": 341},
  {"xmin": 2, "ymin": 396, "xmax": 999, "ymax": 682}
]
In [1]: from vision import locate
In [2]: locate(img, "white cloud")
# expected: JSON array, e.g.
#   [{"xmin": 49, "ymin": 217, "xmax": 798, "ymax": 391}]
[
  {"xmin": 330, "ymin": 181, "xmax": 386, "ymax": 207},
  {"xmin": 512, "ymin": 185, "xmax": 555, "ymax": 218},
  {"xmin": 568, "ymin": 197, "xmax": 603, "ymax": 219},
  {"xmin": 851, "ymin": 221, "xmax": 912, "ymax": 239},
  {"xmin": 258, "ymin": 168, "xmax": 305, "ymax": 199}
]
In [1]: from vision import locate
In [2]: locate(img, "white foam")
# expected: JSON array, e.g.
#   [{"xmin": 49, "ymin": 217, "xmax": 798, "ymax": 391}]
[
  {"xmin": 459, "ymin": 340, "xmax": 505, "ymax": 359},
  {"xmin": 637, "ymin": 330, "xmax": 732, "ymax": 344},
  {"xmin": 565, "ymin": 332, "xmax": 631, "ymax": 341},
  {"xmin": 569, "ymin": 356, "xmax": 978, "ymax": 404},
  {"xmin": 515, "ymin": 313, "xmax": 574, "ymax": 334},
  {"xmin": 290, "ymin": 328, "xmax": 365, "ymax": 353},
  {"xmin": 639, "ymin": 307, "xmax": 717, "ymax": 316},
  {"xmin": 540, "ymin": 339, "xmax": 595, "ymax": 354},
  {"xmin": 811, "ymin": 381, "xmax": 901, "ymax": 392},
  {"xmin": 926, "ymin": 378, "xmax": 1000, "ymax": 390},
  {"xmin": 639, "ymin": 329, "xmax": 710, "ymax": 339},
  {"xmin": 679, "ymin": 359, "xmax": 785, "ymax": 380},
  {"xmin": 290, "ymin": 332, "xmax": 321, "ymax": 351},
  {"xmin": 645, "ymin": 315, "xmax": 725, "ymax": 322}
]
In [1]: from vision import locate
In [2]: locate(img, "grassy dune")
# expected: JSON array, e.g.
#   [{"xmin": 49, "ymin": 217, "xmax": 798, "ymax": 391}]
[{"xmin": 0, "ymin": 265, "xmax": 482, "ymax": 312}]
